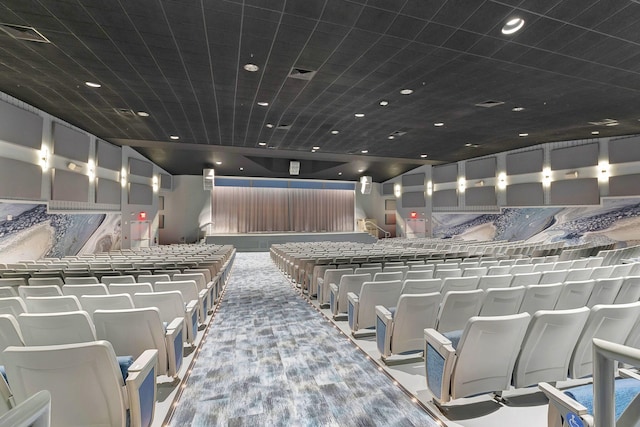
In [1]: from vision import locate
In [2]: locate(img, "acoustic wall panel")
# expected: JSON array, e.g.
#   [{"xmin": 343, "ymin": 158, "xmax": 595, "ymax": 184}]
[
  {"xmin": 609, "ymin": 136, "xmax": 640, "ymax": 164},
  {"xmin": 52, "ymin": 169, "xmax": 89, "ymax": 202},
  {"xmin": 0, "ymin": 158, "xmax": 42, "ymax": 199},
  {"xmin": 550, "ymin": 178, "xmax": 599, "ymax": 205},
  {"xmin": 432, "ymin": 189, "xmax": 458, "ymax": 207},
  {"xmin": 550, "ymin": 143, "xmax": 598, "ymax": 170},
  {"xmin": 466, "ymin": 157, "xmax": 496, "ymax": 180},
  {"xmin": 401, "ymin": 191, "xmax": 426, "ymax": 208},
  {"xmin": 128, "ymin": 158, "xmax": 153, "ymax": 178},
  {"xmin": 128, "ymin": 183, "xmax": 153, "ymax": 205},
  {"xmin": 52, "ymin": 123, "xmax": 90, "ymax": 163},
  {"xmin": 609, "ymin": 174, "xmax": 640, "ymax": 197},
  {"xmin": 432, "ymin": 164, "xmax": 458, "ymax": 184},
  {"xmin": 402, "ymin": 173, "xmax": 425, "ymax": 187},
  {"xmin": 96, "ymin": 140, "xmax": 122, "ymax": 171},
  {"xmin": 96, "ymin": 178, "xmax": 121, "ymax": 204},
  {"xmin": 160, "ymin": 173, "xmax": 172, "ymax": 190},
  {"xmin": 0, "ymin": 101, "xmax": 43, "ymax": 149},
  {"xmin": 506, "ymin": 183, "xmax": 544, "ymax": 206},
  {"xmin": 466, "ymin": 186, "xmax": 497, "ymax": 206},
  {"xmin": 506, "ymin": 149, "xmax": 543, "ymax": 175},
  {"xmin": 381, "ymin": 183, "xmax": 394, "ymax": 195}
]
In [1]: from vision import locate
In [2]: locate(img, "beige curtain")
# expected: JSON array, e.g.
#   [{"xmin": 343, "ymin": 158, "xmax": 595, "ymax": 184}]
[{"xmin": 211, "ymin": 187, "xmax": 354, "ymax": 233}]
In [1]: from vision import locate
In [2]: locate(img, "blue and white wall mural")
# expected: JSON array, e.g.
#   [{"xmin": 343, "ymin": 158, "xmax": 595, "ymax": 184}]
[
  {"xmin": 432, "ymin": 198, "xmax": 640, "ymax": 247},
  {"xmin": 0, "ymin": 202, "xmax": 121, "ymax": 262}
]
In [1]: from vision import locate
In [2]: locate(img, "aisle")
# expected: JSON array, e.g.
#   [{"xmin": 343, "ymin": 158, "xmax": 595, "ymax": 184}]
[{"xmin": 168, "ymin": 252, "xmax": 440, "ymax": 426}]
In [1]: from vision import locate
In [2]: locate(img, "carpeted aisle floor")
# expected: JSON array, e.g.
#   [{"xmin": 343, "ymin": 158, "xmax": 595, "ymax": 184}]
[{"xmin": 168, "ymin": 252, "xmax": 440, "ymax": 426}]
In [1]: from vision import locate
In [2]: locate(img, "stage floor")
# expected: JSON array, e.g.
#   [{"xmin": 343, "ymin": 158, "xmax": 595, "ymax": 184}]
[{"xmin": 204, "ymin": 231, "xmax": 377, "ymax": 251}]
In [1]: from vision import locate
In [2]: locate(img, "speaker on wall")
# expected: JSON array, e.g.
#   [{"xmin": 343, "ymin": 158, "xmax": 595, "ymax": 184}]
[
  {"xmin": 360, "ymin": 176, "xmax": 372, "ymax": 194},
  {"xmin": 203, "ymin": 168, "xmax": 214, "ymax": 190},
  {"xmin": 289, "ymin": 161, "xmax": 300, "ymax": 175}
]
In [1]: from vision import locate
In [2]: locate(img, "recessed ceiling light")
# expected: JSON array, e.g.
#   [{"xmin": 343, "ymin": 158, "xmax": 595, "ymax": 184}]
[
  {"xmin": 400, "ymin": 89, "xmax": 413, "ymax": 95},
  {"xmin": 358, "ymin": 169, "xmax": 364, "ymax": 173},
  {"xmin": 420, "ymin": 154, "xmax": 428, "ymax": 158},
  {"xmin": 434, "ymin": 122, "xmax": 444, "ymax": 127},
  {"xmin": 355, "ymin": 113, "xmax": 365, "ymax": 118},
  {"xmin": 379, "ymin": 100, "xmax": 389, "ymax": 106},
  {"xmin": 361, "ymin": 150, "xmax": 368, "ymax": 154},
  {"xmin": 215, "ymin": 161, "xmax": 222, "ymax": 165},
  {"xmin": 257, "ymin": 102, "xmax": 269, "ymax": 106},
  {"xmin": 266, "ymin": 123, "xmax": 274, "ymax": 128},
  {"xmin": 512, "ymin": 107, "xmax": 524, "ymax": 112},
  {"xmin": 465, "ymin": 143, "xmax": 480, "ymax": 148},
  {"xmin": 331, "ymin": 130, "xmax": 339, "ymax": 134},
  {"xmin": 388, "ymin": 136, "xmax": 395, "ymax": 140},
  {"xmin": 519, "ymin": 133, "xmax": 529, "ymax": 137},
  {"xmin": 239, "ymin": 167, "xmax": 244, "ymax": 171},
  {"xmin": 311, "ymin": 149, "xmax": 316, "ymax": 153},
  {"xmin": 338, "ymin": 172, "xmax": 342, "ymax": 176},
  {"xmin": 170, "ymin": 135, "xmax": 179, "ymax": 140},
  {"xmin": 243, "ymin": 63, "xmax": 259, "ymax": 72},
  {"xmin": 605, "ymin": 122, "xmax": 619, "ymax": 127},
  {"xmin": 502, "ymin": 17, "xmax": 525, "ymax": 35},
  {"xmin": 85, "ymin": 81, "xmax": 101, "ymax": 88},
  {"xmin": 258, "ymin": 142, "xmax": 267, "ymax": 146},
  {"xmin": 136, "ymin": 111, "xmax": 149, "ymax": 117},
  {"xmin": 592, "ymin": 131, "xmax": 600, "ymax": 135},
  {"xmin": 312, "ymin": 146, "xmax": 320, "ymax": 150}
]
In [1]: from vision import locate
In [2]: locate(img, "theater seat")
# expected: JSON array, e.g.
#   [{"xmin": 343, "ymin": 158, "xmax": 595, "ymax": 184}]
[
  {"xmin": 347, "ymin": 280, "xmax": 402, "ymax": 337},
  {"xmin": 479, "ymin": 286, "xmax": 525, "ymax": 316},
  {"xmin": 133, "ymin": 291, "xmax": 198, "ymax": 346},
  {"xmin": 79, "ymin": 294, "xmax": 135, "ymax": 319},
  {"xmin": 0, "ymin": 315, "xmax": 24, "ymax": 364},
  {"xmin": 0, "ymin": 298, "xmax": 27, "ymax": 317},
  {"xmin": 155, "ymin": 280, "xmax": 206, "ymax": 325},
  {"xmin": 317, "ymin": 268, "xmax": 353, "ymax": 307},
  {"xmin": 3, "ymin": 341, "xmax": 157, "ymax": 427},
  {"xmin": 518, "ymin": 283, "xmax": 563, "ymax": 315},
  {"xmin": 329, "ymin": 273, "xmax": 370, "ymax": 318},
  {"xmin": 101, "ymin": 275, "xmax": 136, "ymax": 285},
  {"xmin": 436, "ymin": 289, "xmax": 484, "ymax": 333},
  {"xmin": 0, "ymin": 389, "xmax": 50, "ymax": 427},
  {"xmin": 401, "ymin": 278, "xmax": 442, "ymax": 295},
  {"xmin": 61, "ymin": 284, "xmax": 108, "ymax": 297},
  {"xmin": 18, "ymin": 311, "xmax": 95, "ymax": 346},
  {"xmin": 107, "ymin": 283, "xmax": 153, "ymax": 298},
  {"xmin": 24, "ymin": 296, "xmax": 81, "ymax": 314},
  {"xmin": 425, "ymin": 312, "xmax": 530, "ymax": 405}
]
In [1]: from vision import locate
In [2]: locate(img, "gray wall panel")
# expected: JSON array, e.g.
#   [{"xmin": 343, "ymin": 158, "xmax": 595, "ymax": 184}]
[
  {"xmin": 401, "ymin": 191, "xmax": 426, "ymax": 208},
  {"xmin": 506, "ymin": 149, "xmax": 543, "ymax": 175},
  {"xmin": 129, "ymin": 158, "xmax": 153, "ymax": 178},
  {"xmin": 402, "ymin": 173, "xmax": 425, "ymax": 187},
  {"xmin": 506, "ymin": 182, "xmax": 544, "ymax": 206},
  {"xmin": 433, "ymin": 189, "xmax": 458, "ymax": 207},
  {"xmin": 550, "ymin": 143, "xmax": 598, "ymax": 170},
  {"xmin": 52, "ymin": 169, "xmax": 89, "ymax": 202},
  {"xmin": 96, "ymin": 178, "xmax": 121, "ymax": 204},
  {"xmin": 609, "ymin": 174, "xmax": 640, "ymax": 197},
  {"xmin": 0, "ymin": 101, "xmax": 43, "ymax": 149},
  {"xmin": 609, "ymin": 136, "xmax": 640, "ymax": 164},
  {"xmin": 433, "ymin": 164, "xmax": 458, "ymax": 184},
  {"xmin": 97, "ymin": 140, "xmax": 122, "ymax": 171},
  {"xmin": 381, "ymin": 182, "xmax": 394, "ymax": 195},
  {"xmin": 550, "ymin": 178, "xmax": 599, "ymax": 205},
  {"xmin": 0, "ymin": 158, "xmax": 42, "ymax": 199},
  {"xmin": 466, "ymin": 157, "xmax": 496, "ymax": 180},
  {"xmin": 52, "ymin": 123, "xmax": 90, "ymax": 163},
  {"xmin": 466, "ymin": 186, "xmax": 497, "ymax": 206},
  {"xmin": 128, "ymin": 182, "xmax": 153, "ymax": 205},
  {"xmin": 160, "ymin": 173, "xmax": 172, "ymax": 190}
]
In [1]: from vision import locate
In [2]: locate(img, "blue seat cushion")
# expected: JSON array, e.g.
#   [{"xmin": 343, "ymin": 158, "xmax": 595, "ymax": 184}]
[
  {"xmin": 117, "ymin": 355, "xmax": 135, "ymax": 381},
  {"xmin": 564, "ymin": 377, "xmax": 640, "ymax": 421}
]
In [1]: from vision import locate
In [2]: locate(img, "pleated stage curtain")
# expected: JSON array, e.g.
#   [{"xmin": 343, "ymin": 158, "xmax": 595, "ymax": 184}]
[{"xmin": 211, "ymin": 186, "xmax": 354, "ymax": 233}]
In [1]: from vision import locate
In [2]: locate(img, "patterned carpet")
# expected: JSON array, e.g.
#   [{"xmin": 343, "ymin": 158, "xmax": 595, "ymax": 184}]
[{"xmin": 168, "ymin": 252, "xmax": 440, "ymax": 426}]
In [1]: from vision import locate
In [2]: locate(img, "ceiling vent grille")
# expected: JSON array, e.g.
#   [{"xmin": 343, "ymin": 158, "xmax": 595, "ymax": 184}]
[
  {"xmin": 389, "ymin": 130, "xmax": 407, "ymax": 137},
  {"xmin": 475, "ymin": 100, "xmax": 504, "ymax": 108},
  {"xmin": 288, "ymin": 67, "xmax": 316, "ymax": 81},
  {"xmin": 114, "ymin": 108, "xmax": 136, "ymax": 117},
  {"xmin": 588, "ymin": 118, "xmax": 618, "ymax": 126},
  {"xmin": 275, "ymin": 123, "xmax": 292, "ymax": 130},
  {"xmin": 0, "ymin": 24, "xmax": 50, "ymax": 43}
]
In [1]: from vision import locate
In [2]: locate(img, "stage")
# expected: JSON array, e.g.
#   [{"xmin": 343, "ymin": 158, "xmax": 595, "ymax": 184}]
[{"xmin": 204, "ymin": 231, "xmax": 377, "ymax": 252}]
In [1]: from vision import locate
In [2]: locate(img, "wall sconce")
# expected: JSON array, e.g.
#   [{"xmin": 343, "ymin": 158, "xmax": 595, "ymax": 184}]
[
  {"xmin": 39, "ymin": 148, "xmax": 49, "ymax": 171},
  {"xmin": 498, "ymin": 172, "xmax": 507, "ymax": 190},
  {"xmin": 565, "ymin": 170, "xmax": 578, "ymax": 179},
  {"xmin": 152, "ymin": 175, "xmax": 159, "ymax": 192},
  {"xmin": 120, "ymin": 167, "xmax": 127, "ymax": 188},
  {"xmin": 542, "ymin": 167, "xmax": 552, "ymax": 187},
  {"xmin": 393, "ymin": 183, "xmax": 402, "ymax": 198},
  {"xmin": 458, "ymin": 177, "xmax": 466, "ymax": 193},
  {"xmin": 67, "ymin": 162, "xmax": 78, "ymax": 171},
  {"xmin": 87, "ymin": 160, "xmax": 95, "ymax": 181},
  {"xmin": 427, "ymin": 181, "xmax": 433, "ymax": 196},
  {"xmin": 598, "ymin": 162, "xmax": 610, "ymax": 182},
  {"xmin": 476, "ymin": 180, "xmax": 485, "ymax": 187},
  {"xmin": 359, "ymin": 176, "xmax": 372, "ymax": 195}
]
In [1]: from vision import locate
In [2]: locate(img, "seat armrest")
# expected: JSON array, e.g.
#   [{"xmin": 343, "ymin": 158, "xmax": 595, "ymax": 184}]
[
  {"xmin": 164, "ymin": 318, "xmax": 184, "ymax": 377},
  {"xmin": 347, "ymin": 292, "xmax": 359, "ymax": 305},
  {"xmin": 538, "ymin": 382, "xmax": 592, "ymax": 427},
  {"xmin": 184, "ymin": 301, "xmax": 198, "ymax": 345},
  {"xmin": 375, "ymin": 306, "xmax": 393, "ymax": 357},
  {"xmin": 424, "ymin": 328, "xmax": 457, "ymax": 404},
  {"xmin": 619, "ymin": 368, "xmax": 640, "ymax": 380},
  {"xmin": 347, "ymin": 292, "xmax": 359, "ymax": 332},
  {"xmin": 198, "ymin": 289, "xmax": 209, "ymax": 314},
  {"xmin": 127, "ymin": 349, "xmax": 158, "ymax": 427},
  {"xmin": 329, "ymin": 284, "xmax": 339, "ymax": 315}
]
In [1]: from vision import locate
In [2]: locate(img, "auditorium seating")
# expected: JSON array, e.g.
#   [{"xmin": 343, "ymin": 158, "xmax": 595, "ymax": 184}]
[
  {"xmin": 435, "ymin": 289, "xmax": 484, "ymax": 333},
  {"xmin": 61, "ymin": 283, "xmax": 109, "ymax": 297},
  {"xmin": 155, "ymin": 280, "xmax": 206, "ymax": 325},
  {"xmin": 24, "ymin": 296, "xmax": 82, "ymax": 313},
  {"xmin": 317, "ymin": 268, "xmax": 353, "ymax": 307},
  {"xmin": 79, "ymin": 294, "xmax": 135, "ymax": 318},
  {"xmin": 401, "ymin": 278, "xmax": 442, "ymax": 294},
  {"xmin": 0, "ymin": 297, "xmax": 26, "ymax": 317},
  {"xmin": 133, "ymin": 291, "xmax": 198, "ymax": 346},
  {"xmin": 17, "ymin": 311, "xmax": 95, "ymax": 346},
  {"xmin": 347, "ymin": 280, "xmax": 402, "ymax": 337},
  {"xmin": 18, "ymin": 286, "xmax": 62, "ymax": 299},
  {"xmin": 328, "ymin": 273, "xmax": 370, "ymax": 318}
]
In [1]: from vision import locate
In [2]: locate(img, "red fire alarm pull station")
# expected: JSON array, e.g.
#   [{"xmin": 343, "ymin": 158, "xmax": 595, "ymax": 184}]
[
  {"xmin": 409, "ymin": 211, "xmax": 418, "ymax": 219},
  {"xmin": 138, "ymin": 211, "xmax": 147, "ymax": 221}
]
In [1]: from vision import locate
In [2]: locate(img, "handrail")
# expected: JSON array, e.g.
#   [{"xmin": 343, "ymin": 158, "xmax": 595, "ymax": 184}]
[{"xmin": 364, "ymin": 220, "xmax": 391, "ymax": 239}]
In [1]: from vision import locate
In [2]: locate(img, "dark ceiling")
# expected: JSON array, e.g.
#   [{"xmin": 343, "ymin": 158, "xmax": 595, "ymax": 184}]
[{"xmin": 2, "ymin": 0, "xmax": 640, "ymax": 182}]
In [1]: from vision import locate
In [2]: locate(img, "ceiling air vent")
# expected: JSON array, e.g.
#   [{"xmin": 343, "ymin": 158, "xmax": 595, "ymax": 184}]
[
  {"xmin": 0, "ymin": 24, "xmax": 50, "ymax": 43},
  {"xmin": 113, "ymin": 108, "xmax": 136, "ymax": 118},
  {"xmin": 288, "ymin": 67, "xmax": 316, "ymax": 81},
  {"xmin": 475, "ymin": 100, "xmax": 504, "ymax": 108},
  {"xmin": 276, "ymin": 124, "xmax": 292, "ymax": 130},
  {"xmin": 588, "ymin": 118, "xmax": 618, "ymax": 126},
  {"xmin": 389, "ymin": 130, "xmax": 407, "ymax": 137}
]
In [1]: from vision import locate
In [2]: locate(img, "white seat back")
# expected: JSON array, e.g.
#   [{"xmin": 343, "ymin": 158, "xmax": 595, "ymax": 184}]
[
  {"xmin": 136, "ymin": 274, "xmax": 171, "ymax": 286},
  {"xmin": 479, "ymin": 286, "xmax": 526, "ymax": 316},
  {"xmin": 510, "ymin": 272, "xmax": 541, "ymax": 287},
  {"xmin": 154, "ymin": 280, "xmax": 199, "ymax": 303},
  {"xmin": 79, "ymin": 294, "xmax": 134, "ymax": 318},
  {"xmin": 615, "ymin": 276, "xmax": 640, "ymax": 304},
  {"xmin": 372, "ymin": 271, "xmax": 403, "ymax": 282},
  {"xmin": 610, "ymin": 263, "xmax": 633, "ymax": 278},
  {"xmin": 382, "ymin": 265, "xmax": 409, "ymax": 278},
  {"xmin": 461, "ymin": 267, "xmax": 487, "ymax": 277},
  {"xmin": 0, "ymin": 288, "xmax": 16, "ymax": 298},
  {"xmin": 0, "ymin": 315, "xmax": 24, "ymax": 364},
  {"xmin": 356, "ymin": 280, "xmax": 403, "ymax": 329},
  {"xmin": 586, "ymin": 277, "xmax": 624, "ymax": 307},
  {"xmin": 63, "ymin": 276, "xmax": 99, "ymax": 285},
  {"xmin": 0, "ymin": 297, "xmax": 27, "ymax": 317},
  {"xmin": 354, "ymin": 267, "xmax": 382, "ymax": 277},
  {"xmin": 133, "ymin": 291, "xmax": 185, "ymax": 325},
  {"xmin": 570, "ymin": 302, "xmax": 640, "ymax": 379},
  {"xmin": 554, "ymin": 280, "xmax": 595, "ymax": 310},
  {"xmin": 519, "ymin": 283, "xmax": 563, "ymax": 315},
  {"xmin": 477, "ymin": 274, "xmax": 512, "ymax": 291},
  {"xmin": 173, "ymin": 273, "xmax": 206, "ymax": 291},
  {"xmin": 18, "ymin": 286, "xmax": 62, "ymax": 299},
  {"xmin": 401, "ymin": 278, "xmax": 441, "ymax": 295},
  {"xmin": 24, "ymin": 296, "xmax": 81, "ymax": 314},
  {"xmin": 18, "ymin": 311, "xmax": 95, "ymax": 345},
  {"xmin": 513, "ymin": 307, "xmax": 590, "ymax": 388},
  {"xmin": 590, "ymin": 266, "xmax": 613, "ymax": 280},
  {"xmin": 101, "ymin": 275, "xmax": 136, "ymax": 285},
  {"xmin": 336, "ymin": 274, "xmax": 370, "ymax": 311},
  {"xmin": 61, "ymin": 284, "xmax": 108, "ymax": 297},
  {"xmin": 532, "ymin": 263, "xmax": 554, "ymax": 273},
  {"xmin": 487, "ymin": 266, "xmax": 510, "ymax": 276},
  {"xmin": 184, "ymin": 268, "xmax": 212, "ymax": 283},
  {"xmin": 508, "ymin": 264, "xmax": 534, "ymax": 275},
  {"xmin": 404, "ymin": 270, "xmax": 433, "ymax": 280},
  {"xmin": 389, "ymin": 293, "xmax": 441, "ymax": 354},
  {"xmin": 564, "ymin": 268, "xmax": 592, "ymax": 282},
  {"xmin": 107, "ymin": 283, "xmax": 153, "ymax": 297},
  {"xmin": 436, "ymin": 289, "xmax": 484, "ymax": 333},
  {"xmin": 538, "ymin": 270, "xmax": 568, "ymax": 285},
  {"xmin": 441, "ymin": 276, "xmax": 478, "ymax": 295},
  {"xmin": 434, "ymin": 269, "xmax": 462, "ymax": 280},
  {"xmin": 27, "ymin": 278, "xmax": 63, "ymax": 287}
]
